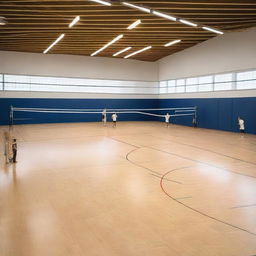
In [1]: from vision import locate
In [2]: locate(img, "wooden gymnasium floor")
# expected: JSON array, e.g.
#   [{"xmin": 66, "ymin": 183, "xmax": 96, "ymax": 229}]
[{"xmin": 0, "ymin": 121, "xmax": 256, "ymax": 256}]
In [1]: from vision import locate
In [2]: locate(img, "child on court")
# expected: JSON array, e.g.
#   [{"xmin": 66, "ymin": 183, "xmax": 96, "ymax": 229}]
[
  {"xmin": 102, "ymin": 109, "xmax": 107, "ymax": 126},
  {"xmin": 165, "ymin": 113, "xmax": 170, "ymax": 127},
  {"xmin": 112, "ymin": 113, "xmax": 117, "ymax": 127},
  {"xmin": 238, "ymin": 117, "xmax": 245, "ymax": 133}
]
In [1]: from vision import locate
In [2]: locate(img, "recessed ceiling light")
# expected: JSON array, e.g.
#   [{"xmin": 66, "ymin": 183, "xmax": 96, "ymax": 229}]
[
  {"xmin": 124, "ymin": 46, "xmax": 152, "ymax": 59},
  {"xmin": 202, "ymin": 26, "xmax": 224, "ymax": 35},
  {"xmin": 127, "ymin": 19, "xmax": 141, "ymax": 30},
  {"xmin": 91, "ymin": 34, "xmax": 123, "ymax": 56},
  {"xmin": 122, "ymin": 2, "xmax": 151, "ymax": 13},
  {"xmin": 164, "ymin": 40, "xmax": 181, "ymax": 47},
  {"xmin": 43, "ymin": 34, "xmax": 65, "ymax": 54},
  {"xmin": 113, "ymin": 47, "xmax": 132, "ymax": 57}
]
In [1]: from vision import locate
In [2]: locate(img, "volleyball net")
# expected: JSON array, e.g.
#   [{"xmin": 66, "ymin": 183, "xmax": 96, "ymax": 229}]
[{"xmin": 9, "ymin": 106, "xmax": 197, "ymax": 126}]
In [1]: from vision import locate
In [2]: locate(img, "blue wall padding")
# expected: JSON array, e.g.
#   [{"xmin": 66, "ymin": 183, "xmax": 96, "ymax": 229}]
[
  {"xmin": 159, "ymin": 97, "xmax": 256, "ymax": 134},
  {"xmin": 0, "ymin": 98, "xmax": 159, "ymax": 125},
  {"xmin": 0, "ymin": 97, "xmax": 255, "ymax": 134}
]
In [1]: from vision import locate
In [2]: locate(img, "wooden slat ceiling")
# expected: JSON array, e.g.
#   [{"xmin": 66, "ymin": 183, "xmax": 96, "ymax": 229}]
[{"xmin": 0, "ymin": 0, "xmax": 256, "ymax": 61}]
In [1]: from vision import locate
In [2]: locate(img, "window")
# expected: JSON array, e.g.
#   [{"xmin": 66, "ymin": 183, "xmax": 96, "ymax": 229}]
[
  {"xmin": 198, "ymin": 76, "xmax": 213, "ymax": 92},
  {"xmin": 236, "ymin": 70, "xmax": 256, "ymax": 90},
  {"xmin": 214, "ymin": 73, "xmax": 233, "ymax": 91},
  {"xmin": 3, "ymin": 74, "xmax": 159, "ymax": 94},
  {"xmin": 159, "ymin": 81, "xmax": 168, "ymax": 94},
  {"xmin": 176, "ymin": 79, "xmax": 185, "ymax": 93},
  {"xmin": 168, "ymin": 80, "xmax": 176, "ymax": 93},
  {"xmin": 186, "ymin": 77, "xmax": 198, "ymax": 92}
]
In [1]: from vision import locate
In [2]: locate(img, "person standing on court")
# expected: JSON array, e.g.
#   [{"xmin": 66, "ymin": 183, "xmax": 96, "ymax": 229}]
[
  {"xmin": 192, "ymin": 116, "xmax": 197, "ymax": 128},
  {"xmin": 165, "ymin": 113, "xmax": 170, "ymax": 127},
  {"xmin": 12, "ymin": 139, "xmax": 17, "ymax": 163},
  {"xmin": 238, "ymin": 117, "xmax": 245, "ymax": 133},
  {"xmin": 112, "ymin": 113, "xmax": 117, "ymax": 127},
  {"xmin": 102, "ymin": 108, "xmax": 107, "ymax": 126}
]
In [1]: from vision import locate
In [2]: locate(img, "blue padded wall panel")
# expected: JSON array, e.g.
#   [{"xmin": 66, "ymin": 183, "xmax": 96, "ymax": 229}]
[
  {"xmin": 0, "ymin": 98, "xmax": 159, "ymax": 125},
  {"xmin": 159, "ymin": 97, "xmax": 256, "ymax": 134}
]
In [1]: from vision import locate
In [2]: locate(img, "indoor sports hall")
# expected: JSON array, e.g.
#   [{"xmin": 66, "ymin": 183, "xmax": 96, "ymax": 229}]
[{"xmin": 0, "ymin": 1, "xmax": 256, "ymax": 255}]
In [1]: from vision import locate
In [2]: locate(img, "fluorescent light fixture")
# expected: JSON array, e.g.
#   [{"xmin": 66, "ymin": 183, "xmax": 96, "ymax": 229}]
[
  {"xmin": 43, "ymin": 33, "xmax": 65, "ymax": 54},
  {"xmin": 202, "ymin": 26, "xmax": 224, "ymax": 35},
  {"xmin": 122, "ymin": 2, "xmax": 151, "ymax": 13},
  {"xmin": 164, "ymin": 39, "xmax": 181, "ymax": 47},
  {"xmin": 152, "ymin": 10, "xmax": 176, "ymax": 21},
  {"xmin": 89, "ymin": 0, "xmax": 111, "ymax": 6},
  {"xmin": 127, "ymin": 19, "xmax": 141, "ymax": 30},
  {"xmin": 179, "ymin": 19, "xmax": 197, "ymax": 27},
  {"xmin": 91, "ymin": 34, "xmax": 123, "ymax": 56},
  {"xmin": 113, "ymin": 47, "xmax": 131, "ymax": 57},
  {"xmin": 69, "ymin": 16, "xmax": 80, "ymax": 28},
  {"xmin": 0, "ymin": 16, "xmax": 7, "ymax": 25},
  {"xmin": 124, "ymin": 46, "xmax": 152, "ymax": 59}
]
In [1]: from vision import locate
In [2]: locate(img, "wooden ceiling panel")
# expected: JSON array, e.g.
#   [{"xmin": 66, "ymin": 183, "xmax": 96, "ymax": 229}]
[{"xmin": 0, "ymin": 0, "xmax": 255, "ymax": 61}]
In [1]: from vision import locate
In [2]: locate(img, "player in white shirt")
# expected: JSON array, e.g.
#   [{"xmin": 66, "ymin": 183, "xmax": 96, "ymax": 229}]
[
  {"xmin": 102, "ymin": 109, "xmax": 107, "ymax": 126},
  {"xmin": 165, "ymin": 113, "xmax": 170, "ymax": 127},
  {"xmin": 112, "ymin": 113, "xmax": 117, "ymax": 127},
  {"xmin": 238, "ymin": 117, "xmax": 245, "ymax": 133}
]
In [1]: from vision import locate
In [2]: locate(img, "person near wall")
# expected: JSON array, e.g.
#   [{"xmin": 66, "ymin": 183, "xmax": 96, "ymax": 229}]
[
  {"xmin": 165, "ymin": 113, "xmax": 170, "ymax": 127},
  {"xmin": 238, "ymin": 117, "xmax": 245, "ymax": 133},
  {"xmin": 112, "ymin": 113, "xmax": 117, "ymax": 128},
  {"xmin": 192, "ymin": 116, "xmax": 198, "ymax": 128},
  {"xmin": 12, "ymin": 139, "xmax": 17, "ymax": 163},
  {"xmin": 102, "ymin": 109, "xmax": 107, "ymax": 126}
]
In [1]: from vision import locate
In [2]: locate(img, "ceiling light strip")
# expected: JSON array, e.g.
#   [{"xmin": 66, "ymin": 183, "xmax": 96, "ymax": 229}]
[
  {"xmin": 122, "ymin": 2, "xmax": 151, "ymax": 13},
  {"xmin": 43, "ymin": 33, "xmax": 65, "ymax": 54},
  {"xmin": 152, "ymin": 10, "xmax": 176, "ymax": 21},
  {"xmin": 124, "ymin": 46, "xmax": 152, "ymax": 59},
  {"xmin": 127, "ymin": 19, "xmax": 141, "ymax": 30},
  {"xmin": 164, "ymin": 39, "xmax": 181, "ymax": 47},
  {"xmin": 89, "ymin": 0, "xmax": 111, "ymax": 6},
  {"xmin": 179, "ymin": 19, "xmax": 197, "ymax": 27},
  {"xmin": 91, "ymin": 34, "xmax": 123, "ymax": 56},
  {"xmin": 113, "ymin": 47, "xmax": 132, "ymax": 57},
  {"xmin": 202, "ymin": 26, "xmax": 224, "ymax": 35},
  {"xmin": 69, "ymin": 16, "xmax": 80, "ymax": 28}
]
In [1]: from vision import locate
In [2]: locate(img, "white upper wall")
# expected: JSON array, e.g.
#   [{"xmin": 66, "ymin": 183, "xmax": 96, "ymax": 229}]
[
  {"xmin": 158, "ymin": 27, "xmax": 256, "ymax": 81},
  {"xmin": 0, "ymin": 51, "xmax": 158, "ymax": 81}
]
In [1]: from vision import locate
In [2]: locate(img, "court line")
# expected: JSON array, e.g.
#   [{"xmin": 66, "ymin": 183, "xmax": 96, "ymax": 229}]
[
  {"xmin": 231, "ymin": 204, "xmax": 256, "ymax": 209},
  {"xmin": 148, "ymin": 146, "xmax": 256, "ymax": 179},
  {"xmin": 125, "ymin": 147, "xmax": 182, "ymax": 184},
  {"xmin": 160, "ymin": 167, "xmax": 256, "ymax": 237},
  {"xmin": 150, "ymin": 134, "xmax": 256, "ymax": 166}
]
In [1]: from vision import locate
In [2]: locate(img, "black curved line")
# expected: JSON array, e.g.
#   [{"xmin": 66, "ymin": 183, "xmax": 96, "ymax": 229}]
[
  {"xmin": 126, "ymin": 148, "xmax": 182, "ymax": 184},
  {"xmin": 160, "ymin": 167, "xmax": 256, "ymax": 237}
]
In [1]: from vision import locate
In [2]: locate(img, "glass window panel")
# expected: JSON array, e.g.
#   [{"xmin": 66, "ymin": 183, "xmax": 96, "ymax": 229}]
[
  {"xmin": 198, "ymin": 84, "xmax": 213, "ymax": 92},
  {"xmin": 214, "ymin": 73, "xmax": 232, "ymax": 91},
  {"xmin": 214, "ymin": 82, "xmax": 232, "ymax": 91},
  {"xmin": 237, "ymin": 70, "xmax": 256, "ymax": 81},
  {"xmin": 176, "ymin": 79, "xmax": 185, "ymax": 93},
  {"xmin": 167, "ymin": 80, "xmax": 175, "ymax": 93},
  {"xmin": 237, "ymin": 81, "xmax": 256, "ymax": 90}
]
